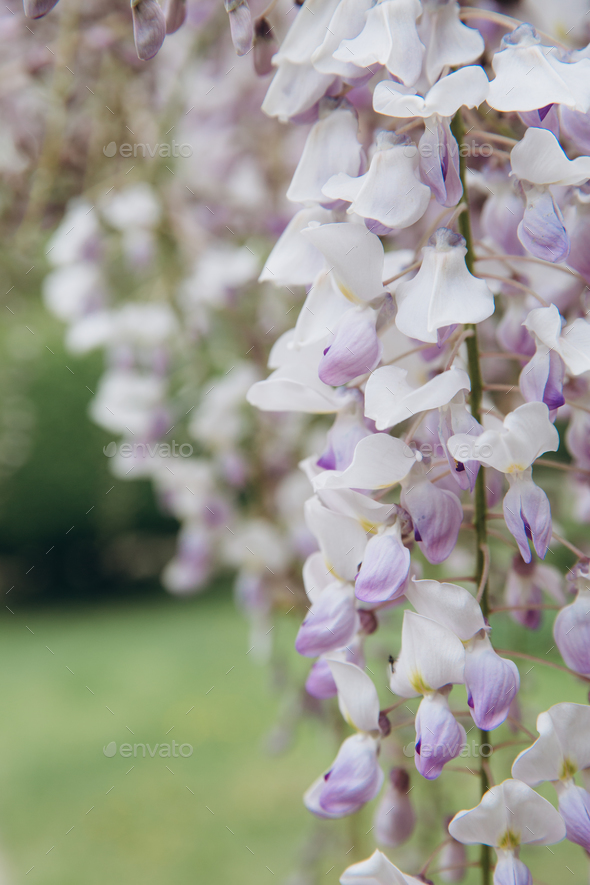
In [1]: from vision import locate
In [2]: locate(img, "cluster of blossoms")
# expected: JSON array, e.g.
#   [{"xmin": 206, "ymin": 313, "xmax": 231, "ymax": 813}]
[
  {"xmin": 33, "ymin": 9, "xmax": 321, "ymax": 660},
  {"xmin": 235, "ymin": 0, "xmax": 590, "ymax": 881}
]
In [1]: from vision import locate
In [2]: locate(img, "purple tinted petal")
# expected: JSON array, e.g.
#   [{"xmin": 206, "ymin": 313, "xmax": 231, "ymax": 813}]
[
  {"xmin": 568, "ymin": 212, "xmax": 590, "ymax": 285},
  {"xmin": 519, "ymin": 104, "xmax": 559, "ymax": 135},
  {"xmin": 520, "ymin": 349, "xmax": 565, "ymax": 412},
  {"xmin": 225, "ymin": 0, "xmax": 253, "ymax": 55},
  {"xmin": 132, "ymin": 0, "xmax": 167, "ymax": 60},
  {"xmin": 464, "ymin": 640, "xmax": 520, "ymax": 730},
  {"xmin": 558, "ymin": 784, "xmax": 590, "ymax": 851},
  {"xmin": 414, "ymin": 693, "xmax": 466, "ymax": 780},
  {"xmin": 503, "ymin": 477, "xmax": 552, "ymax": 563},
  {"xmin": 419, "ymin": 118, "xmax": 462, "ymax": 208},
  {"xmin": 517, "ymin": 187, "xmax": 570, "ymax": 263},
  {"xmin": 403, "ymin": 481, "xmax": 462, "ymax": 564},
  {"xmin": 23, "ymin": 0, "xmax": 59, "ymax": 16},
  {"xmin": 319, "ymin": 309, "xmax": 382, "ymax": 387},
  {"xmin": 561, "ymin": 107, "xmax": 590, "ymax": 156},
  {"xmin": 305, "ymin": 658, "xmax": 338, "ymax": 699},
  {"xmin": 253, "ymin": 16, "xmax": 276, "ymax": 75},
  {"xmin": 295, "ymin": 585, "xmax": 358, "ymax": 657},
  {"xmin": 493, "ymin": 855, "xmax": 532, "ymax": 885},
  {"xmin": 496, "ymin": 304, "xmax": 535, "ymax": 357},
  {"xmin": 355, "ymin": 530, "xmax": 410, "ymax": 603},
  {"xmin": 319, "ymin": 734, "xmax": 384, "ymax": 816},
  {"xmin": 554, "ymin": 599, "xmax": 590, "ymax": 675},
  {"xmin": 165, "ymin": 0, "xmax": 186, "ymax": 33},
  {"xmin": 374, "ymin": 768, "xmax": 415, "ymax": 847}
]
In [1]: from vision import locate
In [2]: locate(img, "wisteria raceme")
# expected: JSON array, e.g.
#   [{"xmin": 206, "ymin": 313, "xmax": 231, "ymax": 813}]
[
  {"xmin": 17, "ymin": 0, "xmax": 590, "ymax": 880},
  {"xmin": 236, "ymin": 0, "xmax": 590, "ymax": 882}
]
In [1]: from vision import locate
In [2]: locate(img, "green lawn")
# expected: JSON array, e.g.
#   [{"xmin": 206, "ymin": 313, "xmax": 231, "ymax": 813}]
[{"xmin": 0, "ymin": 590, "xmax": 588, "ymax": 884}]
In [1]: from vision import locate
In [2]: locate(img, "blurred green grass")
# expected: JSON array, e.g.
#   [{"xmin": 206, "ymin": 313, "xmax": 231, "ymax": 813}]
[{"xmin": 0, "ymin": 590, "xmax": 588, "ymax": 885}]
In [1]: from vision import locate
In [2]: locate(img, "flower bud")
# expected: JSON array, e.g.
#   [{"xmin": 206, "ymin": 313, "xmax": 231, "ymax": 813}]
[
  {"xmin": 517, "ymin": 183, "xmax": 570, "ymax": 264},
  {"xmin": 402, "ymin": 479, "xmax": 462, "ymax": 565},
  {"xmin": 557, "ymin": 782, "xmax": 590, "ymax": 851},
  {"xmin": 165, "ymin": 0, "xmax": 186, "ymax": 34},
  {"xmin": 554, "ymin": 584, "xmax": 590, "ymax": 675},
  {"xmin": 464, "ymin": 633, "xmax": 520, "ymax": 731},
  {"xmin": 493, "ymin": 854, "xmax": 532, "ymax": 885},
  {"xmin": 253, "ymin": 16, "xmax": 276, "ymax": 76},
  {"xmin": 503, "ymin": 470, "xmax": 552, "ymax": 563},
  {"xmin": 131, "ymin": 0, "xmax": 166, "ymax": 61},
  {"xmin": 295, "ymin": 583, "xmax": 358, "ymax": 658},
  {"xmin": 305, "ymin": 733, "xmax": 383, "ymax": 818},
  {"xmin": 355, "ymin": 525, "xmax": 410, "ymax": 603},
  {"xmin": 23, "ymin": 0, "xmax": 59, "ymax": 17},
  {"xmin": 439, "ymin": 818, "xmax": 467, "ymax": 883},
  {"xmin": 414, "ymin": 691, "xmax": 466, "ymax": 780},
  {"xmin": 319, "ymin": 307, "xmax": 381, "ymax": 387},
  {"xmin": 225, "ymin": 0, "xmax": 253, "ymax": 56},
  {"xmin": 305, "ymin": 658, "xmax": 337, "ymax": 699},
  {"xmin": 373, "ymin": 768, "xmax": 416, "ymax": 847}
]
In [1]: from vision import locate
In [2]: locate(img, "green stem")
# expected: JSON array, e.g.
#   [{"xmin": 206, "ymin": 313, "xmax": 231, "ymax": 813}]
[{"xmin": 452, "ymin": 108, "xmax": 491, "ymax": 885}]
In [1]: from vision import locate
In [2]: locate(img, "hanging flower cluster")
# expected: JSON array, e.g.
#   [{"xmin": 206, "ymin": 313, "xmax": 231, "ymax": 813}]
[{"xmin": 239, "ymin": 0, "xmax": 590, "ymax": 881}]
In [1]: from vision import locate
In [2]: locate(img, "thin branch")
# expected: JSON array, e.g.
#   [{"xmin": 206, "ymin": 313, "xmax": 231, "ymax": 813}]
[
  {"xmin": 552, "ymin": 531, "xmax": 587, "ymax": 560},
  {"xmin": 466, "ymin": 130, "xmax": 518, "ymax": 147},
  {"xmin": 459, "ymin": 7, "xmax": 570, "ymax": 49},
  {"xmin": 535, "ymin": 458, "xmax": 590, "ymax": 477},
  {"xmin": 383, "ymin": 259, "xmax": 421, "ymax": 286},
  {"xmin": 507, "ymin": 716, "xmax": 536, "ymax": 741},
  {"xmin": 490, "ymin": 603, "xmax": 561, "ymax": 614},
  {"xmin": 474, "ymin": 246, "xmax": 587, "ymax": 283},
  {"xmin": 495, "ymin": 649, "xmax": 590, "ymax": 685},
  {"xmin": 475, "ymin": 272, "xmax": 549, "ymax": 307},
  {"xmin": 445, "ymin": 329, "xmax": 474, "ymax": 370},
  {"xmin": 477, "ymin": 543, "xmax": 490, "ymax": 603}
]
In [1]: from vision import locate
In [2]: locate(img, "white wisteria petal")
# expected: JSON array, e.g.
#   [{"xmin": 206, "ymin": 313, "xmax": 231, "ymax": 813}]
[
  {"xmin": 511, "ymin": 127, "xmax": 590, "ymax": 187},
  {"xmin": 312, "ymin": 0, "xmax": 374, "ymax": 80},
  {"xmin": 340, "ymin": 850, "xmax": 417, "ymax": 885},
  {"xmin": 404, "ymin": 578, "xmax": 485, "ymax": 641},
  {"xmin": 333, "ymin": 0, "xmax": 424, "ymax": 87},
  {"xmin": 322, "ymin": 133, "xmax": 431, "ymax": 230},
  {"xmin": 449, "ymin": 779, "xmax": 566, "ymax": 847},
  {"xmin": 259, "ymin": 206, "xmax": 333, "ymax": 286},
  {"xmin": 389, "ymin": 611, "xmax": 465, "ymax": 698},
  {"xmin": 293, "ymin": 269, "xmax": 351, "ymax": 347},
  {"xmin": 302, "ymin": 222, "xmax": 385, "ymax": 303},
  {"xmin": 558, "ymin": 319, "xmax": 590, "ymax": 376},
  {"xmin": 313, "ymin": 433, "xmax": 417, "ymax": 491},
  {"xmin": 247, "ymin": 336, "xmax": 356, "ymax": 414},
  {"xmin": 395, "ymin": 228, "xmax": 494, "ymax": 343},
  {"xmin": 365, "ymin": 366, "xmax": 470, "ymax": 431},
  {"xmin": 487, "ymin": 24, "xmax": 590, "ymax": 113},
  {"xmin": 261, "ymin": 60, "xmax": 337, "ymax": 122},
  {"xmin": 448, "ymin": 402, "xmax": 559, "ymax": 474},
  {"xmin": 303, "ymin": 550, "xmax": 333, "ymax": 605},
  {"xmin": 316, "ymin": 486, "xmax": 399, "ymax": 530},
  {"xmin": 287, "ymin": 100, "xmax": 364, "ymax": 205},
  {"xmin": 524, "ymin": 304, "xmax": 590, "ymax": 377},
  {"xmin": 419, "ymin": 0, "xmax": 485, "ymax": 85},
  {"xmin": 512, "ymin": 703, "xmax": 590, "ymax": 786},
  {"xmin": 328, "ymin": 660, "xmax": 381, "ymax": 733},
  {"xmin": 373, "ymin": 65, "xmax": 489, "ymax": 119},
  {"xmin": 275, "ymin": 0, "xmax": 341, "ymax": 65},
  {"xmin": 304, "ymin": 495, "xmax": 369, "ymax": 582}
]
